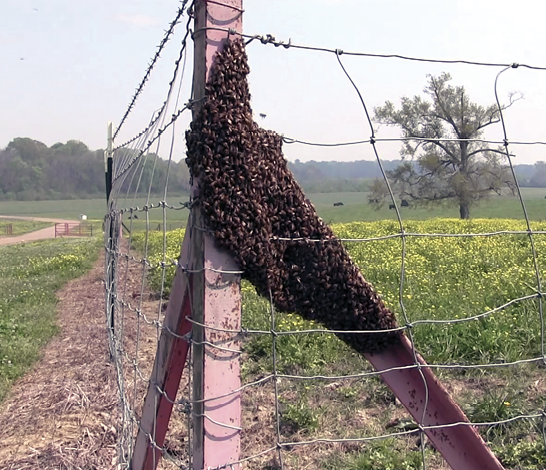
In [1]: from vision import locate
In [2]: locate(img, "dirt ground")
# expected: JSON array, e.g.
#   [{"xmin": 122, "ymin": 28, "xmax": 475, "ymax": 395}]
[
  {"xmin": 0, "ymin": 249, "xmax": 191, "ymax": 470},
  {"xmin": 0, "ymin": 253, "xmax": 119, "ymax": 469}
]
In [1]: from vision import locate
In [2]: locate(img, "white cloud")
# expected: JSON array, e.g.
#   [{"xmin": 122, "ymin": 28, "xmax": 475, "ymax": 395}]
[{"xmin": 117, "ymin": 14, "xmax": 160, "ymax": 27}]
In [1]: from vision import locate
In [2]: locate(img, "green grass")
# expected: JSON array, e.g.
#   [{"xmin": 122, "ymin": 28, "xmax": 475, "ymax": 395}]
[
  {"xmin": 324, "ymin": 438, "xmax": 426, "ymax": 470},
  {"xmin": 0, "ymin": 238, "xmax": 100, "ymax": 402},
  {"xmin": 0, "ymin": 219, "xmax": 52, "ymax": 236},
  {"xmin": 0, "ymin": 198, "xmax": 111, "ymax": 220},
  {"xmin": 0, "ymin": 197, "xmax": 189, "ymax": 234},
  {"xmin": 0, "ymin": 195, "xmax": 189, "ymax": 220},
  {"xmin": 313, "ymin": 189, "xmax": 546, "ymax": 224},
  {"xmin": 137, "ymin": 218, "xmax": 546, "ymax": 469},
  {"xmin": 2, "ymin": 187, "xmax": 546, "ymax": 226}
]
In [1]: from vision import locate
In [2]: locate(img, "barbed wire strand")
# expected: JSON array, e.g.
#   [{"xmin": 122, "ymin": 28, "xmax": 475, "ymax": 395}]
[
  {"xmin": 282, "ymin": 135, "xmax": 546, "ymax": 147},
  {"xmin": 114, "ymin": 104, "xmax": 192, "ymax": 184},
  {"xmin": 113, "ymin": 6, "xmax": 193, "ymax": 186},
  {"xmin": 113, "ymin": 7, "xmax": 193, "ymax": 158},
  {"xmin": 193, "ymin": 26, "xmax": 546, "ymax": 70},
  {"xmin": 113, "ymin": 0, "xmax": 191, "ymax": 140}
]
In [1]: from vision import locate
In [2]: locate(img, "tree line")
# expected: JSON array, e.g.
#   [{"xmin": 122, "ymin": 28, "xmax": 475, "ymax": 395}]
[
  {"xmin": 1, "ymin": 123, "xmax": 544, "ymax": 208},
  {"xmin": 0, "ymin": 138, "xmax": 191, "ymax": 201}
]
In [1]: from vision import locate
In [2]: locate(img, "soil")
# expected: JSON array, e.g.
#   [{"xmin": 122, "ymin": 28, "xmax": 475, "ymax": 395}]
[{"xmin": 0, "ymin": 249, "xmax": 190, "ymax": 470}]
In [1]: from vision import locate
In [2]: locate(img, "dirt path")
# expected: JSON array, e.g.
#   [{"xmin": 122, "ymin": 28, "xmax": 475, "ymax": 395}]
[
  {"xmin": 0, "ymin": 246, "xmax": 181, "ymax": 470},
  {"xmin": 0, "ymin": 254, "xmax": 119, "ymax": 469},
  {"xmin": 0, "ymin": 216, "xmax": 83, "ymax": 246}
]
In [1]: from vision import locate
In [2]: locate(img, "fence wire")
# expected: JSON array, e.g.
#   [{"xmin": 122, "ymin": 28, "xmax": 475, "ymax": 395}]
[{"xmin": 105, "ymin": 8, "xmax": 546, "ymax": 470}]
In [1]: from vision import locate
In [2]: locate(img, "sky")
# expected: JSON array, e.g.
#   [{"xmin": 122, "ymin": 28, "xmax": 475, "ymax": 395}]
[{"xmin": 1, "ymin": 0, "xmax": 546, "ymax": 164}]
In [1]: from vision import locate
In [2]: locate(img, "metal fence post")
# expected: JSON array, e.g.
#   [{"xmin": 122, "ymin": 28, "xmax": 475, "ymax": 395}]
[
  {"xmin": 190, "ymin": 2, "xmax": 243, "ymax": 468},
  {"xmin": 131, "ymin": 2, "xmax": 243, "ymax": 469}
]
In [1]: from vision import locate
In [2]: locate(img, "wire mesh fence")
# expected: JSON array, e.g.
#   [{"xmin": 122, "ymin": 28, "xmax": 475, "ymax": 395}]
[{"xmin": 105, "ymin": 2, "xmax": 546, "ymax": 469}]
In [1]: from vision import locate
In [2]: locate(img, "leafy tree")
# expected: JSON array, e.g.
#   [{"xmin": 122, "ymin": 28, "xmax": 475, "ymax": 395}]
[
  {"xmin": 371, "ymin": 73, "xmax": 520, "ymax": 219},
  {"xmin": 0, "ymin": 138, "xmax": 192, "ymax": 201}
]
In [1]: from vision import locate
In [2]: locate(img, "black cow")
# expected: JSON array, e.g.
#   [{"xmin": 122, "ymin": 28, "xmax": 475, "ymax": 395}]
[
  {"xmin": 333, "ymin": 202, "xmax": 344, "ymax": 207},
  {"xmin": 389, "ymin": 204, "xmax": 396, "ymax": 210},
  {"xmin": 401, "ymin": 199, "xmax": 409, "ymax": 207}
]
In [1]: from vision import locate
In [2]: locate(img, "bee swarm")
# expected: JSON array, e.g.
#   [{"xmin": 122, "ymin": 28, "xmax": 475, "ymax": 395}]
[{"xmin": 186, "ymin": 39, "xmax": 401, "ymax": 354}]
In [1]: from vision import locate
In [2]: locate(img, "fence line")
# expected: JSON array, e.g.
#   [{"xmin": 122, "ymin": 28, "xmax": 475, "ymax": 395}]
[{"xmin": 105, "ymin": 2, "xmax": 546, "ymax": 469}]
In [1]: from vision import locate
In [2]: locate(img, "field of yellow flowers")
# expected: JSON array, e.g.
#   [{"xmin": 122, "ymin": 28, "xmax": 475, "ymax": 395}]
[
  {"xmin": 133, "ymin": 219, "xmax": 546, "ymax": 469},
  {"xmin": 134, "ymin": 218, "xmax": 545, "ymax": 366}
]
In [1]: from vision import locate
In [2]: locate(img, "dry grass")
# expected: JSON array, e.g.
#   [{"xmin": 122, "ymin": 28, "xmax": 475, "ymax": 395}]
[{"xmin": 0, "ymin": 254, "xmax": 118, "ymax": 469}]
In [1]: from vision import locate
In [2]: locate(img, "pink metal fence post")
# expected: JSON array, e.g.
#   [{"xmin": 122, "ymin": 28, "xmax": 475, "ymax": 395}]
[
  {"xmin": 131, "ymin": 235, "xmax": 193, "ymax": 469},
  {"xmin": 131, "ymin": 1, "xmax": 243, "ymax": 469},
  {"xmin": 191, "ymin": 2, "xmax": 243, "ymax": 469},
  {"xmin": 367, "ymin": 337, "xmax": 504, "ymax": 469}
]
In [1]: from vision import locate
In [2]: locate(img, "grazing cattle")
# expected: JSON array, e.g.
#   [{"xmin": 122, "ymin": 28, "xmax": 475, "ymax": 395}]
[
  {"xmin": 401, "ymin": 199, "xmax": 409, "ymax": 207},
  {"xmin": 369, "ymin": 198, "xmax": 380, "ymax": 204},
  {"xmin": 333, "ymin": 202, "xmax": 344, "ymax": 207},
  {"xmin": 389, "ymin": 204, "xmax": 395, "ymax": 210}
]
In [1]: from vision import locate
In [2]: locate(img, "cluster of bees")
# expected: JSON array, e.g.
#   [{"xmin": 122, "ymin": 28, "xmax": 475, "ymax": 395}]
[{"xmin": 186, "ymin": 39, "xmax": 401, "ymax": 354}]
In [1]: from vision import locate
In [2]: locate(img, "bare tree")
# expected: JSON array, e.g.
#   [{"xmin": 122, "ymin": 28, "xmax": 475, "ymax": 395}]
[{"xmin": 371, "ymin": 73, "xmax": 520, "ymax": 219}]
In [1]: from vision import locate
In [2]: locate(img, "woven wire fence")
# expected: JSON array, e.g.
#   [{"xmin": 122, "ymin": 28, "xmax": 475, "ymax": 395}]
[{"xmin": 105, "ymin": 3, "xmax": 546, "ymax": 469}]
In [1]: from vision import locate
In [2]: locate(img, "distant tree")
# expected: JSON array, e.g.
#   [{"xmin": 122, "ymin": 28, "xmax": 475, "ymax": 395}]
[
  {"xmin": 529, "ymin": 161, "xmax": 546, "ymax": 188},
  {"xmin": 6, "ymin": 137, "xmax": 50, "ymax": 164},
  {"xmin": 370, "ymin": 73, "xmax": 520, "ymax": 219},
  {"xmin": 0, "ymin": 137, "xmax": 193, "ymax": 201}
]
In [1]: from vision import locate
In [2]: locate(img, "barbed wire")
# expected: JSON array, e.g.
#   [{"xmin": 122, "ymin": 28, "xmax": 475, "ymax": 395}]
[
  {"xmin": 113, "ymin": 103, "xmax": 192, "ymax": 183},
  {"xmin": 112, "ymin": 12, "xmax": 195, "ymax": 157},
  {"xmin": 113, "ymin": 0, "xmax": 192, "ymax": 141},
  {"xmin": 191, "ymin": 26, "xmax": 546, "ymax": 71},
  {"xmin": 283, "ymin": 135, "xmax": 546, "ymax": 147}
]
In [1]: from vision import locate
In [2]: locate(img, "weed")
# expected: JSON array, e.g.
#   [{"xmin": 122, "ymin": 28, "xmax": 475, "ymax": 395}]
[
  {"xmin": 280, "ymin": 389, "xmax": 320, "ymax": 433},
  {"xmin": 493, "ymin": 439, "xmax": 546, "ymax": 470},
  {"xmin": 324, "ymin": 438, "xmax": 424, "ymax": 470},
  {"xmin": 340, "ymin": 385, "xmax": 359, "ymax": 400},
  {"xmin": 467, "ymin": 388, "xmax": 528, "ymax": 439}
]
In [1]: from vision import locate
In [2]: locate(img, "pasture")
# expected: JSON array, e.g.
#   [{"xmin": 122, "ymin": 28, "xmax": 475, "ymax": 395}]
[
  {"xmin": 1, "ymin": 188, "xmax": 546, "ymax": 228},
  {"xmin": 133, "ymin": 218, "xmax": 546, "ymax": 469},
  {"xmin": 0, "ymin": 238, "xmax": 100, "ymax": 402},
  {"xmin": 0, "ymin": 197, "xmax": 188, "ymax": 233},
  {"xmin": 314, "ymin": 188, "xmax": 546, "ymax": 224}
]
